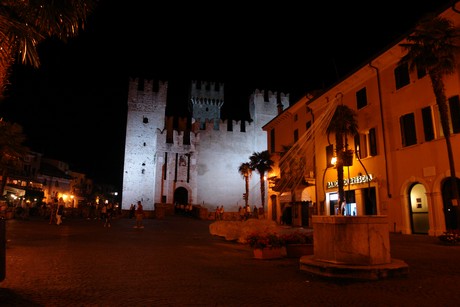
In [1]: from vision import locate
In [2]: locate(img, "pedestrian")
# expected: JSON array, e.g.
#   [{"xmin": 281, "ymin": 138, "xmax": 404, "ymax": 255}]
[
  {"xmin": 56, "ymin": 197, "xmax": 64, "ymax": 225},
  {"xmin": 238, "ymin": 206, "xmax": 245, "ymax": 221},
  {"xmin": 215, "ymin": 206, "xmax": 220, "ymax": 220},
  {"xmin": 245, "ymin": 204, "xmax": 251, "ymax": 220},
  {"xmin": 49, "ymin": 199, "xmax": 58, "ymax": 225},
  {"xmin": 129, "ymin": 203, "xmax": 135, "ymax": 219},
  {"xmin": 101, "ymin": 202, "xmax": 107, "ymax": 222},
  {"xmin": 219, "ymin": 205, "xmax": 224, "ymax": 220},
  {"xmin": 104, "ymin": 202, "xmax": 113, "ymax": 227},
  {"xmin": 253, "ymin": 205, "xmax": 258, "ymax": 219},
  {"xmin": 134, "ymin": 200, "xmax": 144, "ymax": 228}
]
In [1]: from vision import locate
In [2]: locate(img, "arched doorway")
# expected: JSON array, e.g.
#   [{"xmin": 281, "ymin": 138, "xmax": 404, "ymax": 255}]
[
  {"xmin": 408, "ymin": 183, "xmax": 429, "ymax": 234},
  {"xmin": 442, "ymin": 177, "xmax": 460, "ymax": 230},
  {"xmin": 174, "ymin": 187, "xmax": 188, "ymax": 206}
]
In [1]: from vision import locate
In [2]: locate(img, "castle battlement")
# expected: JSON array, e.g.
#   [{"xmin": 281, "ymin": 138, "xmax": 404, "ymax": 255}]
[
  {"xmin": 128, "ymin": 78, "xmax": 168, "ymax": 108},
  {"xmin": 252, "ymin": 89, "xmax": 289, "ymax": 106},
  {"xmin": 191, "ymin": 80, "xmax": 224, "ymax": 101}
]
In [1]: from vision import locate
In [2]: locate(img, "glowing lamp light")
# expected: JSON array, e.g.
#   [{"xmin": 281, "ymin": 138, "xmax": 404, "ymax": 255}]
[{"xmin": 331, "ymin": 156, "xmax": 337, "ymax": 166}]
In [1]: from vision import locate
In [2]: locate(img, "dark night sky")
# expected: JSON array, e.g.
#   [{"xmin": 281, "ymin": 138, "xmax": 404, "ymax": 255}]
[{"xmin": 0, "ymin": 0, "xmax": 453, "ymax": 188}]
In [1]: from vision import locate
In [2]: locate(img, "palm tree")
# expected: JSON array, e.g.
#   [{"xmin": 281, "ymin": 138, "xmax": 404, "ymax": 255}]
[
  {"xmin": 238, "ymin": 162, "xmax": 252, "ymax": 207},
  {"xmin": 326, "ymin": 104, "xmax": 358, "ymax": 212},
  {"xmin": 0, "ymin": 119, "xmax": 30, "ymax": 196},
  {"xmin": 0, "ymin": 0, "xmax": 98, "ymax": 98},
  {"xmin": 399, "ymin": 15, "xmax": 460, "ymax": 226},
  {"xmin": 249, "ymin": 150, "xmax": 274, "ymax": 209}
]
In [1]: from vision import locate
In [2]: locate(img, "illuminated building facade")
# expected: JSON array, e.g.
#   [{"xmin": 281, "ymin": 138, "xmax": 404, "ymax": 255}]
[
  {"xmin": 121, "ymin": 79, "xmax": 288, "ymax": 212},
  {"xmin": 263, "ymin": 5, "xmax": 460, "ymax": 235}
]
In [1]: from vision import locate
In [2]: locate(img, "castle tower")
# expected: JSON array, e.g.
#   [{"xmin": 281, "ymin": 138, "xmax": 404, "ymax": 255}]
[
  {"xmin": 121, "ymin": 78, "xmax": 168, "ymax": 211},
  {"xmin": 190, "ymin": 80, "xmax": 224, "ymax": 129}
]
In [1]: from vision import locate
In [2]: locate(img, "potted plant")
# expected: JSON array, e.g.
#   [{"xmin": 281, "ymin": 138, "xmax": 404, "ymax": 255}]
[
  {"xmin": 280, "ymin": 231, "xmax": 314, "ymax": 258},
  {"xmin": 246, "ymin": 232, "xmax": 285, "ymax": 259}
]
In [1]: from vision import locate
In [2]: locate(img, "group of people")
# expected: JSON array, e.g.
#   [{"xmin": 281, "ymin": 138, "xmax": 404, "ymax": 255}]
[
  {"xmin": 238, "ymin": 205, "xmax": 260, "ymax": 221},
  {"xmin": 46, "ymin": 198, "xmax": 144, "ymax": 229}
]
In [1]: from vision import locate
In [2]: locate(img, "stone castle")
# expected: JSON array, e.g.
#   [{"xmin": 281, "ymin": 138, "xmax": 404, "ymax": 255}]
[{"xmin": 121, "ymin": 78, "xmax": 289, "ymax": 212}]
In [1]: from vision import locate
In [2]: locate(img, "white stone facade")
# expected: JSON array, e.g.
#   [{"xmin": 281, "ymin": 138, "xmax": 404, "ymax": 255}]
[{"xmin": 122, "ymin": 79, "xmax": 288, "ymax": 212}]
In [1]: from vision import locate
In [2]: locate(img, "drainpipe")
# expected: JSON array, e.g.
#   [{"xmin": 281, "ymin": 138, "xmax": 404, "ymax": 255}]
[
  {"xmin": 369, "ymin": 62, "xmax": 392, "ymax": 198},
  {"xmin": 307, "ymin": 106, "xmax": 318, "ymax": 215}
]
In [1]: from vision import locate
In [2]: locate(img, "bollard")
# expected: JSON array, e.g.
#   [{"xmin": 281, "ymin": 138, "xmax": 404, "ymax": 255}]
[{"xmin": 0, "ymin": 217, "xmax": 5, "ymax": 281}]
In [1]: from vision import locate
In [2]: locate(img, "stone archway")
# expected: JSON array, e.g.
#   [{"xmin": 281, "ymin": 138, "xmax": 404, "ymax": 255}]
[
  {"xmin": 408, "ymin": 182, "xmax": 429, "ymax": 234},
  {"xmin": 174, "ymin": 187, "xmax": 188, "ymax": 206}
]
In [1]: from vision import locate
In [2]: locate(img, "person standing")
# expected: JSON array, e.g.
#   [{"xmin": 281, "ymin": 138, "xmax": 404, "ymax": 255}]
[
  {"xmin": 129, "ymin": 203, "xmax": 135, "ymax": 219},
  {"xmin": 56, "ymin": 197, "xmax": 64, "ymax": 225},
  {"xmin": 49, "ymin": 199, "xmax": 57, "ymax": 225},
  {"xmin": 134, "ymin": 200, "xmax": 144, "ymax": 228},
  {"xmin": 219, "ymin": 205, "xmax": 224, "ymax": 221}
]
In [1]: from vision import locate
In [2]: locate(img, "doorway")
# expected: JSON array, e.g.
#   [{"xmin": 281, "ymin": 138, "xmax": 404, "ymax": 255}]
[
  {"xmin": 442, "ymin": 177, "xmax": 460, "ymax": 230},
  {"xmin": 408, "ymin": 183, "xmax": 429, "ymax": 234},
  {"xmin": 174, "ymin": 187, "xmax": 188, "ymax": 206}
]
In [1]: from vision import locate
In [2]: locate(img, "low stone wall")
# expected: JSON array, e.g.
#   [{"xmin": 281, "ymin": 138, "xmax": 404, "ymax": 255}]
[{"xmin": 312, "ymin": 215, "xmax": 391, "ymax": 265}]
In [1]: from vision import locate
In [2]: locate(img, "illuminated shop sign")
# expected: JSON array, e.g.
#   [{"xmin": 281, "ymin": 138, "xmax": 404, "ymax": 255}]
[{"xmin": 327, "ymin": 174, "xmax": 373, "ymax": 189}]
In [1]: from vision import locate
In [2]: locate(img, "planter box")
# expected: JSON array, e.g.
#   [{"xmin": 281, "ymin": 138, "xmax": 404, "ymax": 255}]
[
  {"xmin": 253, "ymin": 247, "xmax": 284, "ymax": 259},
  {"xmin": 285, "ymin": 244, "xmax": 313, "ymax": 258}
]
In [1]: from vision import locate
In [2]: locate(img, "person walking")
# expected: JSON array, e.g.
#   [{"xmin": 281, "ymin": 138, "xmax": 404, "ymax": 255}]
[
  {"xmin": 104, "ymin": 202, "xmax": 113, "ymax": 227},
  {"xmin": 134, "ymin": 200, "xmax": 144, "ymax": 228}
]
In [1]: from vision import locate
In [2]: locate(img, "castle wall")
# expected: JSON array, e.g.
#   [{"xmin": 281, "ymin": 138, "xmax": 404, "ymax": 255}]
[{"xmin": 122, "ymin": 78, "xmax": 287, "ymax": 213}]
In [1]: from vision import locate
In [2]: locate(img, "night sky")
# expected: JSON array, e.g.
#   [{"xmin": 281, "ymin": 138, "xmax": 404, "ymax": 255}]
[{"xmin": 0, "ymin": 0, "xmax": 452, "ymax": 188}]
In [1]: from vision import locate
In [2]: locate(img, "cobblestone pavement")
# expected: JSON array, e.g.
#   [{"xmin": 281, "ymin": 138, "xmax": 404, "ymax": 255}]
[{"xmin": 1, "ymin": 215, "xmax": 460, "ymax": 307}]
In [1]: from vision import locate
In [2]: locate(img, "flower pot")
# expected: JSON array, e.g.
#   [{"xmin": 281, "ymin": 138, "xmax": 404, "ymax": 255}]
[
  {"xmin": 253, "ymin": 247, "xmax": 284, "ymax": 259},
  {"xmin": 285, "ymin": 244, "xmax": 313, "ymax": 258}
]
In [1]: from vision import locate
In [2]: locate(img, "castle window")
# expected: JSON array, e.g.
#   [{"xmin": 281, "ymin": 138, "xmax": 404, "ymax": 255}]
[
  {"xmin": 294, "ymin": 129, "xmax": 299, "ymax": 143},
  {"xmin": 143, "ymin": 117, "xmax": 148, "ymax": 124},
  {"xmin": 306, "ymin": 120, "xmax": 312, "ymax": 130}
]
